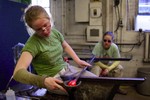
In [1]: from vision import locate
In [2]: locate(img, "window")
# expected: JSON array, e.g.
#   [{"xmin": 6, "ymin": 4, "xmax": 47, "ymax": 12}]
[
  {"xmin": 31, "ymin": 0, "xmax": 50, "ymax": 14},
  {"xmin": 126, "ymin": 0, "xmax": 150, "ymax": 30},
  {"xmin": 138, "ymin": 0, "xmax": 150, "ymax": 14},
  {"xmin": 134, "ymin": 0, "xmax": 150, "ymax": 31}
]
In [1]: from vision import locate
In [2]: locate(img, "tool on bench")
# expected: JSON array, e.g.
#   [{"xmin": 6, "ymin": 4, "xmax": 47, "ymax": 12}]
[{"xmin": 67, "ymin": 55, "xmax": 96, "ymax": 87}]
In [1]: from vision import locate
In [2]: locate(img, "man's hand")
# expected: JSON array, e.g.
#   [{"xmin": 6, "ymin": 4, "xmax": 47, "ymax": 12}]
[
  {"xmin": 101, "ymin": 69, "xmax": 109, "ymax": 76},
  {"xmin": 44, "ymin": 77, "xmax": 67, "ymax": 92},
  {"xmin": 77, "ymin": 60, "xmax": 91, "ymax": 68}
]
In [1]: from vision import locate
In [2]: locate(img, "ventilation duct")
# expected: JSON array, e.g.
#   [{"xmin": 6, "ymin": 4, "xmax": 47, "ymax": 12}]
[{"xmin": 143, "ymin": 32, "xmax": 150, "ymax": 62}]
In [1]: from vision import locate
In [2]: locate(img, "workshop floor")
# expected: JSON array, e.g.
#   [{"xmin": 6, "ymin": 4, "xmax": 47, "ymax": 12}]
[
  {"xmin": 9, "ymin": 83, "xmax": 150, "ymax": 100},
  {"xmin": 113, "ymin": 86, "xmax": 150, "ymax": 100}
]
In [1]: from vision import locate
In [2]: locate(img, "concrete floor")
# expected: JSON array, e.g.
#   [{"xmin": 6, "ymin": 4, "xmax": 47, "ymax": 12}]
[
  {"xmin": 113, "ymin": 86, "xmax": 150, "ymax": 100},
  {"xmin": 7, "ymin": 83, "xmax": 150, "ymax": 100}
]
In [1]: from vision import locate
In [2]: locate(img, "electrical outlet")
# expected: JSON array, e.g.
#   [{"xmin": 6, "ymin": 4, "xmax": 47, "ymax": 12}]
[{"xmin": 119, "ymin": 19, "xmax": 123, "ymax": 27}]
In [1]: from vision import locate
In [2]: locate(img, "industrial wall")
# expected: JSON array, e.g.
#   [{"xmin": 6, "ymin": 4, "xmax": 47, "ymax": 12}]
[{"xmin": 50, "ymin": 0, "xmax": 150, "ymax": 78}]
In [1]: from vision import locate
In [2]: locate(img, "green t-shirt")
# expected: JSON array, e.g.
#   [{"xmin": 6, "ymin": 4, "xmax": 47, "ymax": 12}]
[
  {"xmin": 22, "ymin": 28, "xmax": 67, "ymax": 76},
  {"xmin": 92, "ymin": 42, "xmax": 120, "ymax": 64}
]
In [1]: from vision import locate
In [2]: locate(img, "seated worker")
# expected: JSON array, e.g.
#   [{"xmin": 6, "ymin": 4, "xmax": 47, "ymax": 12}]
[
  {"xmin": 90, "ymin": 31, "xmax": 127, "ymax": 95},
  {"xmin": 13, "ymin": 5, "xmax": 97, "ymax": 95}
]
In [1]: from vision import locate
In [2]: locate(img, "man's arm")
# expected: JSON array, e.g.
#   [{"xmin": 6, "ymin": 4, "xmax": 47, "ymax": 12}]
[
  {"xmin": 95, "ymin": 61, "xmax": 109, "ymax": 69},
  {"xmin": 107, "ymin": 61, "xmax": 120, "ymax": 71}
]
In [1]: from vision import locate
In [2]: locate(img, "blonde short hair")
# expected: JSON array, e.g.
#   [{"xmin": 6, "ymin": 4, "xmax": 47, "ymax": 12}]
[{"xmin": 24, "ymin": 5, "xmax": 53, "ymax": 28}]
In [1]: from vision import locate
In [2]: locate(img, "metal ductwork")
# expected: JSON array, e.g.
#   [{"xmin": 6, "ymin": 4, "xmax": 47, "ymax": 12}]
[{"xmin": 143, "ymin": 32, "xmax": 150, "ymax": 62}]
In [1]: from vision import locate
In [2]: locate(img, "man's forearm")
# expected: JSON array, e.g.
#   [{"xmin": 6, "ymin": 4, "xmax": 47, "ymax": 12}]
[
  {"xmin": 13, "ymin": 68, "xmax": 47, "ymax": 88},
  {"xmin": 108, "ymin": 61, "xmax": 120, "ymax": 71},
  {"xmin": 95, "ymin": 61, "xmax": 109, "ymax": 69}
]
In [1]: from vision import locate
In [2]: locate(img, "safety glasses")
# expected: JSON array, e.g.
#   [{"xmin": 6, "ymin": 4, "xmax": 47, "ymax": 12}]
[{"xmin": 103, "ymin": 39, "xmax": 111, "ymax": 43}]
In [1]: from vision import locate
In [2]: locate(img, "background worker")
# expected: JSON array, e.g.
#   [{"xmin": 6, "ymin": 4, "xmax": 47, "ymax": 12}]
[{"xmin": 90, "ymin": 31, "xmax": 127, "ymax": 95}]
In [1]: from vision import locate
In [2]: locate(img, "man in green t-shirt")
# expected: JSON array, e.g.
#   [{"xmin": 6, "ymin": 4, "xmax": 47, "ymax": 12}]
[
  {"xmin": 13, "ymin": 5, "xmax": 97, "ymax": 95},
  {"xmin": 90, "ymin": 31, "xmax": 127, "ymax": 95},
  {"xmin": 91, "ymin": 31, "xmax": 123, "ymax": 77}
]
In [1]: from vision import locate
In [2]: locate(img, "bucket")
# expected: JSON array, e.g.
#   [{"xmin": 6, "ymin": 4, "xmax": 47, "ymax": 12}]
[{"xmin": 136, "ymin": 67, "xmax": 150, "ymax": 96}]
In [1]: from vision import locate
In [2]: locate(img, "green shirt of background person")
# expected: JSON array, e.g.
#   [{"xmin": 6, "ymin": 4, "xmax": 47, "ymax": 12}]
[{"xmin": 91, "ymin": 31, "xmax": 124, "ymax": 77}]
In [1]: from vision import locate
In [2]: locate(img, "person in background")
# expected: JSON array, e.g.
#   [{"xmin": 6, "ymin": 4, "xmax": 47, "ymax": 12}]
[
  {"xmin": 13, "ymin": 5, "xmax": 97, "ymax": 95},
  {"xmin": 90, "ymin": 31, "xmax": 127, "ymax": 95}
]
